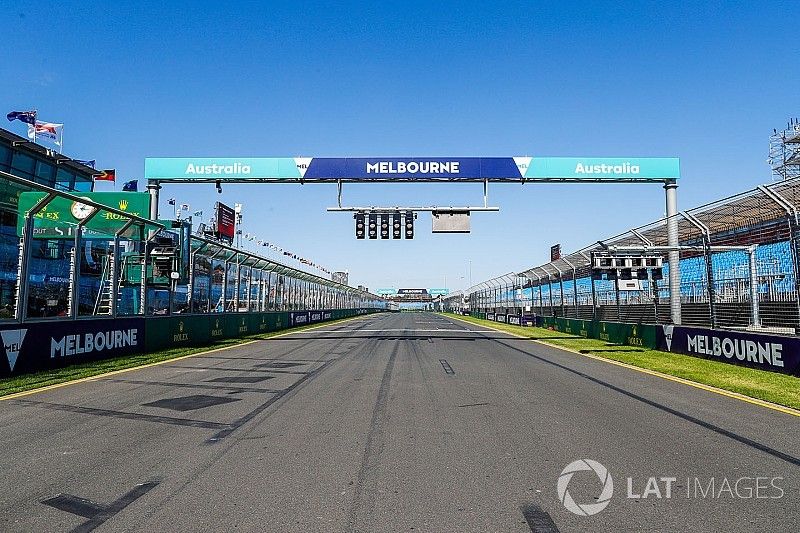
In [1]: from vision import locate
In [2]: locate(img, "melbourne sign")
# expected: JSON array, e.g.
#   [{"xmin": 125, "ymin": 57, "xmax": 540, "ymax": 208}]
[
  {"xmin": 145, "ymin": 157, "xmax": 680, "ymax": 182},
  {"xmin": 17, "ymin": 192, "xmax": 151, "ymax": 239},
  {"xmin": 0, "ymin": 318, "xmax": 145, "ymax": 377},
  {"xmin": 657, "ymin": 325, "xmax": 800, "ymax": 375}
]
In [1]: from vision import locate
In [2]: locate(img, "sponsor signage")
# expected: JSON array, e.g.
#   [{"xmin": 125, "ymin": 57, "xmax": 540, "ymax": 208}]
[
  {"xmin": 289, "ymin": 311, "xmax": 310, "ymax": 327},
  {"xmin": 376, "ymin": 288, "xmax": 398, "ymax": 296},
  {"xmin": 495, "ymin": 314, "xmax": 507, "ymax": 323},
  {"xmin": 145, "ymin": 157, "xmax": 680, "ymax": 182},
  {"xmin": 210, "ymin": 317, "xmax": 224, "ymax": 339},
  {"xmin": 17, "ymin": 192, "xmax": 151, "ymax": 239},
  {"xmin": 1, "ymin": 310, "xmax": 382, "ymax": 377},
  {"xmin": 428, "ymin": 288, "xmax": 450, "ymax": 296},
  {"xmin": 1, "ymin": 328, "xmax": 26, "ymax": 372},
  {"xmin": 0, "ymin": 318, "xmax": 145, "ymax": 376},
  {"xmin": 657, "ymin": 325, "xmax": 800, "ymax": 375},
  {"xmin": 398, "ymin": 289, "xmax": 428, "ymax": 295},
  {"xmin": 507, "ymin": 315, "xmax": 521, "ymax": 325}
]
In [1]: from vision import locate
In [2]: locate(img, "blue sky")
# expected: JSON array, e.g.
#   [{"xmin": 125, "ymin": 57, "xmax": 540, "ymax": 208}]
[{"xmin": 2, "ymin": 1, "xmax": 798, "ymax": 292}]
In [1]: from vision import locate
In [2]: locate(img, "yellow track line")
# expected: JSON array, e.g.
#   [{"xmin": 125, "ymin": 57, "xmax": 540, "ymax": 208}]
[
  {"xmin": 0, "ymin": 314, "xmax": 373, "ymax": 401},
  {"xmin": 444, "ymin": 314, "xmax": 800, "ymax": 418}
]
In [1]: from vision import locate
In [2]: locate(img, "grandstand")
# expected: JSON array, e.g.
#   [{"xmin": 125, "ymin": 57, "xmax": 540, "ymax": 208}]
[{"xmin": 451, "ymin": 176, "xmax": 800, "ymax": 334}]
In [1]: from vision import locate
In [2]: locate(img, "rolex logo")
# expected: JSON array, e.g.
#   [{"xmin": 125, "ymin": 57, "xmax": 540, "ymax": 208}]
[
  {"xmin": 118, "ymin": 199, "xmax": 128, "ymax": 210},
  {"xmin": 632, "ymin": 325, "xmax": 637, "ymax": 336},
  {"xmin": 173, "ymin": 320, "xmax": 189, "ymax": 341}
]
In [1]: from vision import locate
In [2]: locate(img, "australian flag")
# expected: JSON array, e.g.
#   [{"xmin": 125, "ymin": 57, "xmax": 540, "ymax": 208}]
[
  {"xmin": 6, "ymin": 110, "xmax": 37, "ymax": 125},
  {"xmin": 122, "ymin": 180, "xmax": 138, "ymax": 192}
]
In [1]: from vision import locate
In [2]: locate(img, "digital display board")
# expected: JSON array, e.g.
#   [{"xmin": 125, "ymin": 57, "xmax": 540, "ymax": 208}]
[{"xmin": 215, "ymin": 202, "xmax": 235, "ymax": 243}]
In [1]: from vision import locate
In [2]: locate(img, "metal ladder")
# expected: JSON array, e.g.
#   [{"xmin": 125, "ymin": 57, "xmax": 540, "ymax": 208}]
[{"xmin": 93, "ymin": 253, "xmax": 115, "ymax": 315}]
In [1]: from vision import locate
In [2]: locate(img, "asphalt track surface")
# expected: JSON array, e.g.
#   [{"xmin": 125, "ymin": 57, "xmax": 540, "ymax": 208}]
[{"xmin": 0, "ymin": 312, "xmax": 798, "ymax": 532}]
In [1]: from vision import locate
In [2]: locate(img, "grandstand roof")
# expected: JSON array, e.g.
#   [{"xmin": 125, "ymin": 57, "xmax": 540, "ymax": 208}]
[{"xmin": 475, "ymin": 177, "xmax": 800, "ymax": 288}]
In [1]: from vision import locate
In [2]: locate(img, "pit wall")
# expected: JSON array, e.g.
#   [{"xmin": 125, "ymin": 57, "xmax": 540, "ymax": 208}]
[
  {"xmin": 0, "ymin": 309, "xmax": 384, "ymax": 378},
  {"xmin": 464, "ymin": 312, "xmax": 800, "ymax": 376}
]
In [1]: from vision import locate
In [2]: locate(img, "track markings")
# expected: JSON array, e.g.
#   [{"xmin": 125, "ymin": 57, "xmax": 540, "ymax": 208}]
[
  {"xmin": 457, "ymin": 402, "xmax": 489, "ymax": 408},
  {"xmin": 42, "ymin": 479, "xmax": 160, "ymax": 533},
  {"xmin": 143, "ymin": 394, "xmax": 240, "ymax": 412},
  {"xmin": 0, "ymin": 314, "xmax": 373, "ymax": 402},
  {"xmin": 12, "ymin": 398, "xmax": 230, "ymax": 429},
  {"xmin": 206, "ymin": 376, "xmax": 274, "ymax": 384},
  {"xmin": 443, "ymin": 315, "xmax": 800, "ymax": 418},
  {"xmin": 520, "ymin": 504, "xmax": 560, "ymax": 532},
  {"xmin": 439, "ymin": 359, "xmax": 455, "ymax": 375}
]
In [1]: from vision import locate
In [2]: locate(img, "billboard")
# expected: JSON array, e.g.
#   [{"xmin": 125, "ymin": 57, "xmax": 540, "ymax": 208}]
[
  {"xmin": 0, "ymin": 318, "xmax": 145, "ymax": 376},
  {"xmin": 397, "ymin": 289, "xmax": 428, "ymax": 295},
  {"xmin": 145, "ymin": 157, "xmax": 681, "ymax": 182},
  {"xmin": 17, "ymin": 192, "xmax": 151, "ymax": 239},
  {"xmin": 376, "ymin": 288, "xmax": 397, "ymax": 295},
  {"xmin": 657, "ymin": 324, "xmax": 800, "ymax": 375},
  {"xmin": 215, "ymin": 202, "xmax": 235, "ymax": 243}
]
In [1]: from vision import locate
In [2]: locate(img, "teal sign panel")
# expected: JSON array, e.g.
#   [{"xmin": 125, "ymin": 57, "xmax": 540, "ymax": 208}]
[{"xmin": 145, "ymin": 157, "xmax": 680, "ymax": 181}]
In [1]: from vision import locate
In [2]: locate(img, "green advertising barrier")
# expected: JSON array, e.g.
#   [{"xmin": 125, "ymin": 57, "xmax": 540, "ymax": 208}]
[
  {"xmin": 143, "ymin": 309, "xmax": 382, "ymax": 352},
  {"xmin": 225, "ymin": 314, "xmax": 249, "ymax": 337},
  {"xmin": 248, "ymin": 312, "xmax": 288, "ymax": 333},
  {"xmin": 208, "ymin": 315, "xmax": 226, "ymax": 342},
  {"xmin": 145, "ymin": 315, "xmax": 212, "ymax": 351},
  {"xmin": 534, "ymin": 315, "xmax": 657, "ymax": 349},
  {"xmin": 250, "ymin": 313, "xmax": 270, "ymax": 335}
]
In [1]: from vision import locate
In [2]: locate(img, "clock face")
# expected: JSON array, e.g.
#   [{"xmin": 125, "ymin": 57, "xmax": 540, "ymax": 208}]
[{"xmin": 70, "ymin": 199, "xmax": 95, "ymax": 220}]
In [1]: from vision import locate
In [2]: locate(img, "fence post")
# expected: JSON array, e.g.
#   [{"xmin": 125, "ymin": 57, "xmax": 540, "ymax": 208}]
[
  {"xmin": 683, "ymin": 211, "xmax": 716, "ymax": 328},
  {"xmin": 554, "ymin": 265, "xmax": 565, "ymax": 317},
  {"xmin": 537, "ymin": 275, "xmax": 544, "ymax": 315},
  {"xmin": 704, "ymin": 243, "xmax": 717, "ymax": 329},
  {"xmin": 665, "ymin": 180, "xmax": 681, "ymax": 325},
  {"xmin": 748, "ymin": 245, "xmax": 761, "ymax": 327},
  {"xmin": 563, "ymin": 257, "xmax": 578, "ymax": 318}
]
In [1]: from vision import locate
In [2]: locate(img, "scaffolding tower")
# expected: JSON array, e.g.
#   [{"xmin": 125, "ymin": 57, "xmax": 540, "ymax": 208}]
[{"xmin": 769, "ymin": 117, "xmax": 800, "ymax": 181}]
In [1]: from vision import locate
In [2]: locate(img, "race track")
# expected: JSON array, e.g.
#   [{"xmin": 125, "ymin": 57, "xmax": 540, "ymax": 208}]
[{"xmin": 1, "ymin": 312, "xmax": 797, "ymax": 532}]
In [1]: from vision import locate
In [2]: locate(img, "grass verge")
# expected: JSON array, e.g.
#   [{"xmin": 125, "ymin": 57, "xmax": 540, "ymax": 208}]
[
  {"xmin": 0, "ymin": 315, "xmax": 363, "ymax": 398},
  {"xmin": 443, "ymin": 313, "xmax": 800, "ymax": 411}
]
